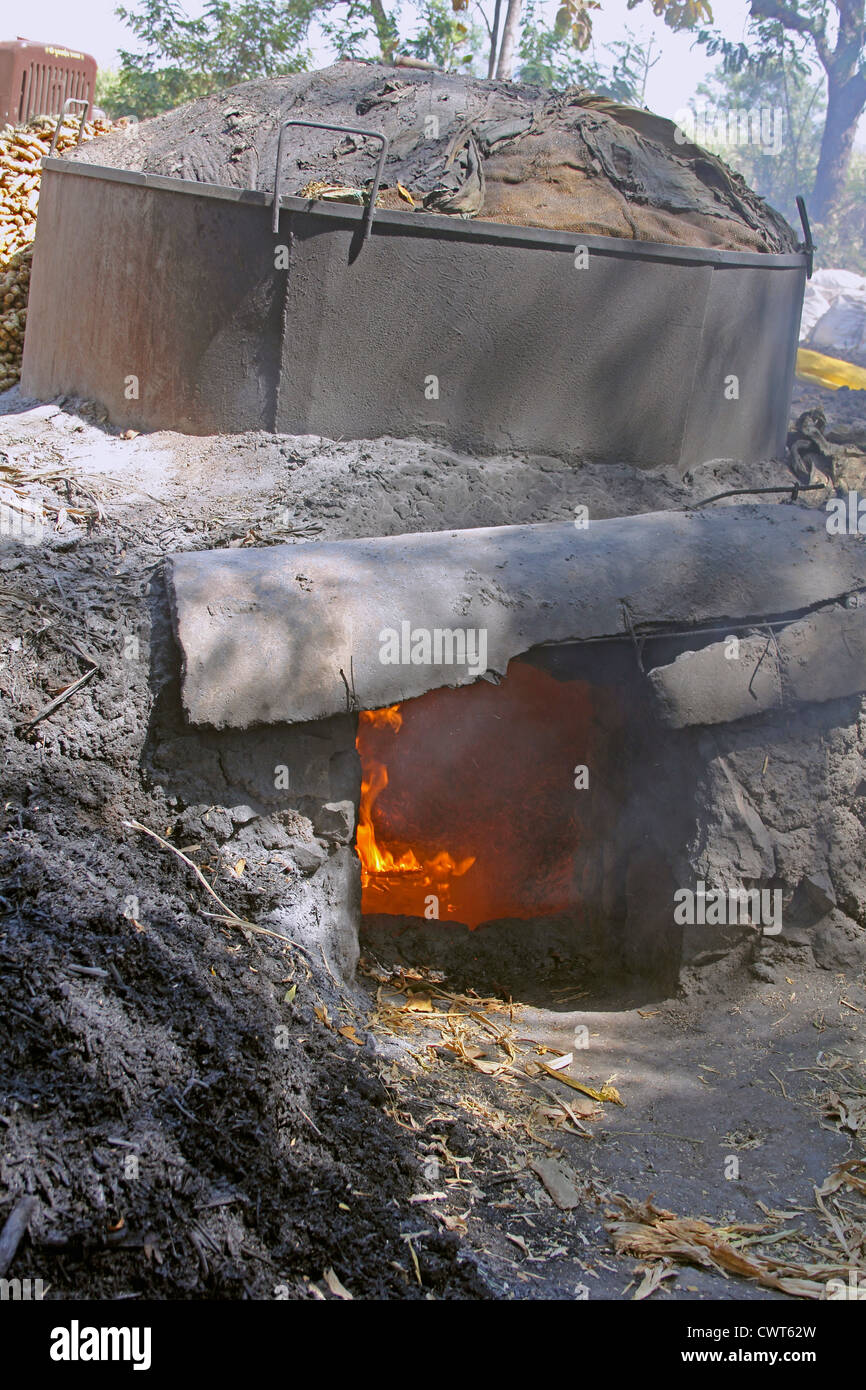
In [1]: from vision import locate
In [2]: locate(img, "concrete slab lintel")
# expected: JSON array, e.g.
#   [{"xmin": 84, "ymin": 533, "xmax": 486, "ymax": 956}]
[
  {"xmin": 649, "ymin": 601, "xmax": 866, "ymax": 727},
  {"xmin": 168, "ymin": 505, "xmax": 866, "ymax": 729}
]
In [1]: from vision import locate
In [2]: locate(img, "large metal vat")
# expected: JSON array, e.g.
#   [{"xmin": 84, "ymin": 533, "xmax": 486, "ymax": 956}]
[{"xmin": 21, "ymin": 157, "xmax": 808, "ymax": 466}]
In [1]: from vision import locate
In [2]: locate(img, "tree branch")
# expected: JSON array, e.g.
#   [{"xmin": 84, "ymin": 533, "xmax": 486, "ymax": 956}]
[
  {"xmin": 836, "ymin": 0, "xmax": 865, "ymax": 44},
  {"xmin": 749, "ymin": 0, "xmax": 831, "ymax": 68}
]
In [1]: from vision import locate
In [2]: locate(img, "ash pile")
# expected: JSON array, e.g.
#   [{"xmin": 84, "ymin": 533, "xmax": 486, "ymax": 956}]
[{"xmin": 69, "ymin": 60, "xmax": 796, "ymax": 253}]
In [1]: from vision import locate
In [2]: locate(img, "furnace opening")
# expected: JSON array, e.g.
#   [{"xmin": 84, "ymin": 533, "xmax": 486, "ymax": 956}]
[{"xmin": 356, "ymin": 648, "xmax": 689, "ymax": 1005}]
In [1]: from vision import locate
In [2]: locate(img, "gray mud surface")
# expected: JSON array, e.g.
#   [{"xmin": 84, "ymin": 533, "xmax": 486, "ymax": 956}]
[
  {"xmin": 69, "ymin": 61, "xmax": 797, "ymax": 252},
  {"xmin": 1, "ymin": 385, "xmax": 864, "ymax": 1300}
]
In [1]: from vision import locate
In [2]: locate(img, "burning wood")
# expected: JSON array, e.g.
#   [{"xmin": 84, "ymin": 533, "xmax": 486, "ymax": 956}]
[
  {"xmin": 355, "ymin": 703, "xmax": 476, "ymax": 912},
  {"xmin": 354, "ymin": 664, "xmax": 602, "ymax": 927}
]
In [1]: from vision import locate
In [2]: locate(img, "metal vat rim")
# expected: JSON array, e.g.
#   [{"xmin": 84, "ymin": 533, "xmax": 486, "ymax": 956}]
[{"xmin": 40, "ymin": 156, "xmax": 809, "ymax": 270}]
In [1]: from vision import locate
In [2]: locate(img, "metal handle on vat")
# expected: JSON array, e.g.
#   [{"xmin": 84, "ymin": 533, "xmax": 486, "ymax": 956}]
[
  {"xmin": 795, "ymin": 195, "xmax": 815, "ymax": 280},
  {"xmin": 272, "ymin": 119, "xmax": 389, "ymax": 243},
  {"xmin": 49, "ymin": 98, "xmax": 92, "ymax": 158}
]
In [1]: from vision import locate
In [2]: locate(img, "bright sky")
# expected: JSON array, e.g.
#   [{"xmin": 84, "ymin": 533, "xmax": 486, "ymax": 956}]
[{"xmin": 7, "ymin": 0, "xmax": 863, "ymax": 141}]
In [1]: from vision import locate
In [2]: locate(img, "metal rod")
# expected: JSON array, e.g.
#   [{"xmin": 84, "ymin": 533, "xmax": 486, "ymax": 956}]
[
  {"xmin": 796, "ymin": 194, "xmax": 815, "ymax": 279},
  {"xmin": 272, "ymin": 119, "xmax": 389, "ymax": 242},
  {"xmin": 534, "ymin": 604, "xmax": 866, "ymax": 650},
  {"xmin": 49, "ymin": 98, "xmax": 91, "ymax": 157},
  {"xmin": 694, "ymin": 482, "xmax": 825, "ymax": 507}
]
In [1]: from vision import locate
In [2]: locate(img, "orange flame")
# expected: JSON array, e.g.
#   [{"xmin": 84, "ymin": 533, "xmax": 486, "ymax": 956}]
[
  {"xmin": 363, "ymin": 703, "xmax": 403, "ymax": 732},
  {"xmin": 355, "ymin": 706, "xmax": 475, "ymax": 903}
]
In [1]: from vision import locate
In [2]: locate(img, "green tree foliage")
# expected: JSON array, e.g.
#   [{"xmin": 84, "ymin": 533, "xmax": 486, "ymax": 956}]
[
  {"xmin": 694, "ymin": 52, "xmax": 825, "ymax": 221},
  {"xmin": 502, "ymin": 0, "xmax": 703, "ymax": 78},
  {"xmin": 549, "ymin": 0, "xmax": 711, "ymax": 54},
  {"xmin": 817, "ymin": 151, "xmax": 866, "ymax": 272},
  {"xmin": 110, "ymin": 0, "xmax": 715, "ymax": 116},
  {"xmin": 111, "ymin": 0, "xmax": 317, "ymax": 116},
  {"xmin": 694, "ymin": 36, "xmax": 865, "ymax": 270},
  {"xmin": 403, "ymin": 0, "xmax": 485, "ymax": 67},
  {"xmin": 318, "ymin": 1, "xmax": 396, "ymax": 60},
  {"xmin": 518, "ymin": 7, "xmax": 659, "ymax": 98},
  {"xmin": 319, "ymin": 0, "xmax": 403, "ymax": 61},
  {"xmin": 695, "ymin": 2, "xmax": 866, "ymax": 223},
  {"xmin": 94, "ymin": 67, "xmax": 129, "ymax": 118}
]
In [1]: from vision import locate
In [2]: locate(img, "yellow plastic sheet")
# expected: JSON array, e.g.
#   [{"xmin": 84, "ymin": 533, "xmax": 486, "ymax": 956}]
[{"xmin": 796, "ymin": 348, "xmax": 866, "ymax": 391}]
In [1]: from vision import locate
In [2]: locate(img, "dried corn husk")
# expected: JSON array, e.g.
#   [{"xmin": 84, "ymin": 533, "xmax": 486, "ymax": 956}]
[{"xmin": 0, "ymin": 115, "xmax": 121, "ymax": 392}]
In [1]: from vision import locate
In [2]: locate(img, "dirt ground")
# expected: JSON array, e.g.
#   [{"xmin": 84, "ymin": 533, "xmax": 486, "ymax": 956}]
[{"xmin": 1, "ymin": 380, "xmax": 865, "ymax": 1301}]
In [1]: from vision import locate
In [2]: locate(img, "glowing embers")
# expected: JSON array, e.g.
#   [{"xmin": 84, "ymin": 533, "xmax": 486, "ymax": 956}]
[{"xmin": 355, "ymin": 660, "xmax": 597, "ymax": 928}]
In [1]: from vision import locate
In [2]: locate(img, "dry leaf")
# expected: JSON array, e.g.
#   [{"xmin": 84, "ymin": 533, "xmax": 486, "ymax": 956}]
[
  {"xmin": 323, "ymin": 1267, "xmax": 353, "ymax": 1300},
  {"xmin": 634, "ymin": 1261, "xmax": 677, "ymax": 1300},
  {"xmin": 530, "ymin": 1158, "xmax": 581, "ymax": 1210},
  {"xmin": 403, "ymin": 992, "xmax": 434, "ymax": 1012},
  {"xmin": 607, "ymin": 1197, "xmax": 848, "ymax": 1299},
  {"xmin": 817, "ymin": 1158, "xmax": 866, "ymax": 1197},
  {"xmin": 434, "ymin": 1210, "xmax": 468, "ymax": 1233},
  {"xmin": 545, "ymin": 1051, "xmax": 574, "ymax": 1072},
  {"xmin": 469, "ymin": 1057, "xmax": 508, "ymax": 1075},
  {"xmin": 538, "ymin": 1061, "xmax": 624, "ymax": 1105}
]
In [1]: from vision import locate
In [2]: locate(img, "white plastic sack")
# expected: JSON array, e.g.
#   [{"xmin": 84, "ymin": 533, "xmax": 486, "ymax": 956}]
[
  {"xmin": 799, "ymin": 285, "xmax": 831, "ymax": 341},
  {"xmin": 811, "ymin": 294, "xmax": 866, "ymax": 353},
  {"xmin": 811, "ymin": 267, "xmax": 866, "ymax": 298}
]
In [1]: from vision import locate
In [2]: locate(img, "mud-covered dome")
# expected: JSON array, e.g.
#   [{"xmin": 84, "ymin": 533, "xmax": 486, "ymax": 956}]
[{"xmin": 69, "ymin": 60, "xmax": 798, "ymax": 254}]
